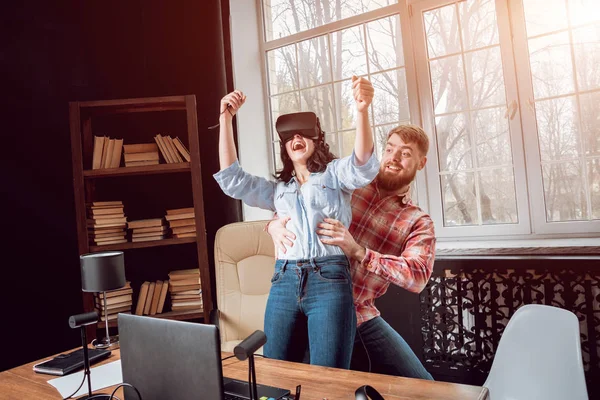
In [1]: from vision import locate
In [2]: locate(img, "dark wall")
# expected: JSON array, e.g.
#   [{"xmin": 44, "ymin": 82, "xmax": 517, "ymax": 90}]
[{"xmin": 1, "ymin": 0, "xmax": 241, "ymax": 371}]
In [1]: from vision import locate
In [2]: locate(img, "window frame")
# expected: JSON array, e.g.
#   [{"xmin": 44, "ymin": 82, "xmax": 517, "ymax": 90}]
[{"xmin": 257, "ymin": 0, "xmax": 600, "ymax": 240}]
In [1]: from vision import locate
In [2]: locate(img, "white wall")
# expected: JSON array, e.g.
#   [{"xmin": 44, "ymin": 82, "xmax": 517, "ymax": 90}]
[{"xmin": 229, "ymin": 0, "xmax": 274, "ymax": 221}]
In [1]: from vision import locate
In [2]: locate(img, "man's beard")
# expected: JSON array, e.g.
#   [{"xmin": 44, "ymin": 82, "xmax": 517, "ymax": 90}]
[{"xmin": 376, "ymin": 165, "xmax": 417, "ymax": 192}]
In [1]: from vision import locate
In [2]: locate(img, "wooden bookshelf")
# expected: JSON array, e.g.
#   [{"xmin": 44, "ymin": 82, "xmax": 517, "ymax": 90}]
[
  {"xmin": 89, "ymin": 237, "xmax": 197, "ymax": 252},
  {"xmin": 83, "ymin": 162, "xmax": 191, "ymax": 178},
  {"xmin": 69, "ymin": 95, "xmax": 212, "ymax": 338}
]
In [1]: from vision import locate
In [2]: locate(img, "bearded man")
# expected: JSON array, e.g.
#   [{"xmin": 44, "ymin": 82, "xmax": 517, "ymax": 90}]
[{"xmin": 268, "ymin": 125, "xmax": 435, "ymax": 379}]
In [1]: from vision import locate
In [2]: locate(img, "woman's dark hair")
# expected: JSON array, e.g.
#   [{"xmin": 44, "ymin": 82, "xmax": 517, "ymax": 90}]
[{"xmin": 274, "ymin": 137, "xmax": 337, "ymax": 182}]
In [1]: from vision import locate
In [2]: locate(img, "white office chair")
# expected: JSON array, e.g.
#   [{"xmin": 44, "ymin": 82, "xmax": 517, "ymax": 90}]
[
  {"xmin": 213, "ymin": 220, "xmax": 275, "ymax": 353},
  {"xmin": 483, "ymin": 304, "xmax": 588, "ymax": 400}
]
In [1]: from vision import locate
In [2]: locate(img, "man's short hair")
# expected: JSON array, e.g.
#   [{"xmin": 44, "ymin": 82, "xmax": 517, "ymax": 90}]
[{"xmin": 387, "ymin": 125, "xmax": 429, "ymax": 156}]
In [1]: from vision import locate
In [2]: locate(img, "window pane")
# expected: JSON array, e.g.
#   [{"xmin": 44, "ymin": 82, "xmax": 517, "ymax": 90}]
[
  {"xmin": 542, "ymin": 161, "xmax": 588, "ymax": 221},
  {"xmin": 300, "ymin": 85, "xmax": 335, "ymax": 133},
  {"xmin": 436, "ymin": 113, "xmax": 473, "ymax": 171},
  {"xmin": 441, "ymin": 172, "xmax": 477, "ymax": 226},
  {"xmin": 267, "ymin": 44, "xmax": 298, "ymax": 96},
  {"xmin": 589, "ymin": 158, "xmax": 600, "ymax": 219},
  {"xmin": 528, "ymin": 32, "xmax": 575, "ymax": 99},
  {"xmin": 473, "ymin": 107, "xmax": 513, "ymax": 167},
  {"xmin": 371, "ymin": 68, "xmax": 410, "ymax": 126},
  {"xmin": 569, "ymin": 0, "xmax": 600, "ymax": 27},
  {"xmin": 573, "ymin": 24, "xmax": 600, "ymax": 92},
  {"xmin": 430, "ymin": 55, "xmax": 467, "ymax": 114},
  {"xmin": 298, "ymin": 35, "xmax": 331, "ymax": 88},
  {"xmin": 535, "ymin": 96, "xmax": 581, "ymax": 162},
  {"xmin": 424, "ymin": 4, "xmax": 460, "ymax": 58},
  {"xmin": 522, "ymin": 0, "xmax": 568, "ymax": 38},
  {"xmin": 326, "ymin": 133, "xmax": 339, "ymax": 157},
  {"xmin": 331, "ymin": 26, "xmax": 367, "ymax": 81},
  {"xmin": 465, "ymin": 47, "xmax": 506, "ymax": 108},
  {"xmin": 459, "ymin": 0, "xmax": 499, "ymax": 51},
  {"xmin": 340, "ymin": 130, "xmax": 356, "ymax": 158},
  {"xmin": 334, "ymin": 80, "xmax": 356, "ymax": 130},
  {"xmin": 366, "ymin": 15, "xmax": 405, "ymax": 72},
  {"xmin": 478, "ymin": 168, "xmax": 518, "ymax": 224},
  {"xmin": 580, "ymin": 91, "xmax": 600, "ymax": 156},
  {"xmin": 262, "ymin": 0, "xmax": 398, "ymax": 42}
]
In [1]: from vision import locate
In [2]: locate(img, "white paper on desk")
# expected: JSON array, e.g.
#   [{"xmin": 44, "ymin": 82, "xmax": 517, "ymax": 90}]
[{"xmin": 47, "ymin": 359, "xmax": 123, "ymax": 398}]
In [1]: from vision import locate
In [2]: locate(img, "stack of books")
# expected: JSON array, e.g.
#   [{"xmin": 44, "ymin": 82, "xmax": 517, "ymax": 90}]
[
  {"xmin": 154, "ymin": 134, "xmax": 191, "ymax": 164},
  {"xmin": 135, "ymin": 280, "xmax": 169, "ymax": 316},
  {"xmin": 94, "ymin": 281, "xmax": 133, "ymax": 323},
  {"xmin": 123, "ymin": 143, "xmax": 160, "ymax": 167},
  {"xmin": 165, "ymin": 207, "xmax": 196, "ymax": 238},
  {"xmin": 87, "ymin": 201, "xmax": 128, "ymax": 246},
  {"xmin": 92, "ymin": 136, "xmax": 124, "ymax": 169},
  {"xmin": 168, "ymin": 269, "xmax": 202, "ymax": 313},
  {"xmin": 127, "ymin": 218, "xmax": 166, "ymax": 242}
]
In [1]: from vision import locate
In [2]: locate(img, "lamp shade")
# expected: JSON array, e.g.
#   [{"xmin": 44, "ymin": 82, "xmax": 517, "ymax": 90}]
[{"xmin": 80, "ymin": 251, "xmax": 126, "ymax": 292}]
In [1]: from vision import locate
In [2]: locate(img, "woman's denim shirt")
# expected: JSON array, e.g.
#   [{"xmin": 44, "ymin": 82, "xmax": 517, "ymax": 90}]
[{"xmin": 213, "ymin": 151, "xmax": 379, "ymax": 260}]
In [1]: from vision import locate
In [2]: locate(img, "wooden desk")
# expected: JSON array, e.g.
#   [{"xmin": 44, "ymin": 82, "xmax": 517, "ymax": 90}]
[{"xmin": 0, "ymin": 349, "xmax": 488, "ymax": 400}]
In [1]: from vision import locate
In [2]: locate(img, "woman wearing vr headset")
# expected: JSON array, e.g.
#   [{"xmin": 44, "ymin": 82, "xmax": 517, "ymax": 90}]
[{"xmin": 213, "ymin": 76, "xmax": 378, "ymax": 369}]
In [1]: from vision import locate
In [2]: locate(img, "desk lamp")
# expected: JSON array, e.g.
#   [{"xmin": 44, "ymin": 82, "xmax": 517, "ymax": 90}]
[{"xmin": 80, "ymin": 251, "xmax": 126, "ymax": 349}]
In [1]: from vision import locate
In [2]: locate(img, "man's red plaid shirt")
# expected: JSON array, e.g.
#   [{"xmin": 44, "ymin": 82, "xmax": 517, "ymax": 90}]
[{"xmin": 349, "ymin": 181, "xmax": 436, "ymax": 326}]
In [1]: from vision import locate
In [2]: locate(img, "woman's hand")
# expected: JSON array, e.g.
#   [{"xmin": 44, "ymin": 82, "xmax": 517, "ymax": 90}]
[
  {"xmin": 220, "ymin": 90, "xmax": 246, "ymax": 118},
  {"xmin": 352, "ymin": 76, "xmax": 374, "ymax": 113}
]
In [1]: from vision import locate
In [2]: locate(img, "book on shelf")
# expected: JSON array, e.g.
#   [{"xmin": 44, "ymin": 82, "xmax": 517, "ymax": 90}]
[
  {"xmin": 94, "ymin": 293, "xmax": 133, "ymax": 306},
  {"xmin": 122, "ymin": 142, "xmax": 159, "ymax": 167},
  {"xmin": 135, "ymin": 282, "xmax": 150, "ymax": 316},
  {"xmin": 128, "ymin": 218, "xmax": 164, "ymax": 229},
  {"xmin": 87, "ymin": 201, "xmax": 128, "ymax": 246},
  {"xmin": 143, "ymin": 282, "xmax": 156, "ymax": 315},
  {"xmin": 149, "ymin": 280, "xmax": 164, "ymax": 316},
  {"xmin": 156, "ymin": 280, "xmax": 169, "ymax": 314},
  {"xmin": 168, "ymin": 268, "xmax": 200, "ymax": 280},
  {"xmin": 166, "ymin": 207, "xmax": 194, "ymax": 215},
  {"xmin": 173, "ymin": 137, "xmax": 191, "ymax": 162},
  {"xmin": 92, "ymin": 136, "xmax": 123, "ymax": 170},
  {"xmin": 168, "ymin": 218, "xmax": 195, "ymax": 228},
  {"xmin": 154, "ymin": 134, "xmax": 190, "ymax": 164}
]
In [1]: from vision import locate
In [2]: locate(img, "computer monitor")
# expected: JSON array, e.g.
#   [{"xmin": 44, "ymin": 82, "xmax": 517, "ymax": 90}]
[{"xmin": 118, "ymin": 314, "xmax": 290, "ymax": 400}]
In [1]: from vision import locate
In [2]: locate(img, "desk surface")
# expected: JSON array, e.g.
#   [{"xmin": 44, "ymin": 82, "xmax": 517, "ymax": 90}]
[{"xmin": 0, "ymin": 348, "xmax": 488, "ymax": 400}]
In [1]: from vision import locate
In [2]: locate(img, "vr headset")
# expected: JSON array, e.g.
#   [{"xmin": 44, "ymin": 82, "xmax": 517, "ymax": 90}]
[{"xmin": 275, "ymin": 112, "xmax": 324, "ymax": 143}]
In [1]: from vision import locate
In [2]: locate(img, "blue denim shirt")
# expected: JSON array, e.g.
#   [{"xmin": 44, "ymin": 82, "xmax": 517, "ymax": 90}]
[{"xmin": 213, "ymin": 152, "xmax": 379, "ymax": 260}]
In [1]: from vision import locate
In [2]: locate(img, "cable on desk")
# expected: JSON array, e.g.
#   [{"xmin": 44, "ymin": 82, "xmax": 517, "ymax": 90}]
[
  {"xmin": 62, "ymin": 374, "xmax": 86, "ymax": 400},
  {"xmin": 108, "ymin": 383, "xmax": 143, "ymax": 400},
  {"xmin": 221, "ymin": 354, "xmax": 236, "ymax": 361}
]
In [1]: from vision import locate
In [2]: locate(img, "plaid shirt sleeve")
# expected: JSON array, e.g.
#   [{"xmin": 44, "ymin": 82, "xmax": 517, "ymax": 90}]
[{"xmin": 360, "ymin": 214, "xmax": 436, "ymax": 293}]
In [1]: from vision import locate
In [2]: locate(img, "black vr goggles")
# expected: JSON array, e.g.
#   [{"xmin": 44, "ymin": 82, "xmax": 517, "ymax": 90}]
[{"xmin": 275, "ymin": 112, "xmax": 324, "ymax": 143}]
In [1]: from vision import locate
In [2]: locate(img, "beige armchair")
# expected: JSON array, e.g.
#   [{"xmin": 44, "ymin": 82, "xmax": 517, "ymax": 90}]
[{"xmin": 213, "ymin": 220, "xmax": 275, "ymax": 352}]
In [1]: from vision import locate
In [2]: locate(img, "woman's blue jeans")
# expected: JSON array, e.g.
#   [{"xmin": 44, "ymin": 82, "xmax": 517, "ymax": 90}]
[{"xmin": 263, "ymin": 255, "xmax": 356, "ymax": 369}]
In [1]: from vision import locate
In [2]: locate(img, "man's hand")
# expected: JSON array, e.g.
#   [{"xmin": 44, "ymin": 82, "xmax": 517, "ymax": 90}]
[
  {"xmin": 317, "ymin": 218, "xmax": 366, "ymax": 262},
  {"xmin": 352, "ymin": 75, "xmax": 374, "ymax": 113},
  {"xmin": 267, "ymin": 216, "xmax": 296, "ymax": 255}
]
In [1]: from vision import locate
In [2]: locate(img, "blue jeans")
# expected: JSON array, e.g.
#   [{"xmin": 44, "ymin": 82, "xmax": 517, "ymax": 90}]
[
  {"xmin": 263, "ymin": 255, "xmax": 356, "ymax": 369},
  {"xmin": 351, "ymin": 316, "xmax": 433, "ymax": 380}
]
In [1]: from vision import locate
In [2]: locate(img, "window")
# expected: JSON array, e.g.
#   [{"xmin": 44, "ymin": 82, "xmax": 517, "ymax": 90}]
[{"xmin": 259, "ymin": 0, "xmax": 600, "ymax": 238}]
